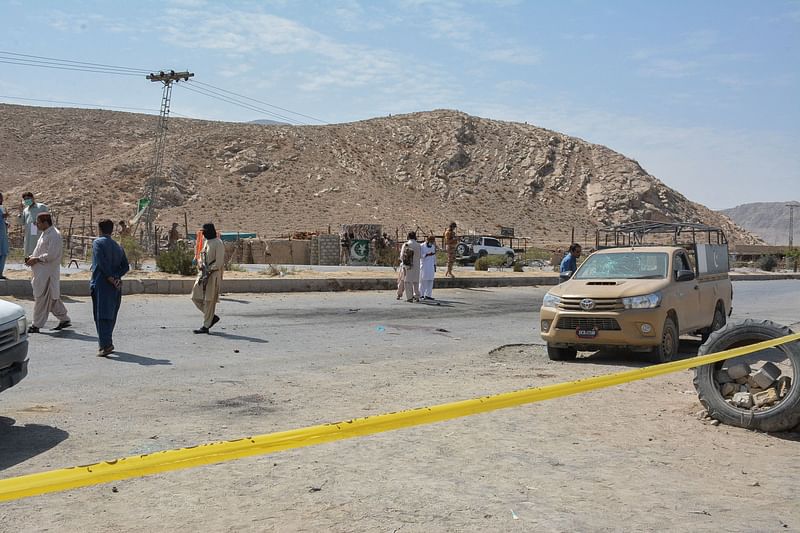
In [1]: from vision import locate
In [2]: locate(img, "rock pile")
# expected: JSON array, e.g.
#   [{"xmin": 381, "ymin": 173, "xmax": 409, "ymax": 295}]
[{"xmin": 716, "ymin": 362, "xmax": 791, "ymax": 410}]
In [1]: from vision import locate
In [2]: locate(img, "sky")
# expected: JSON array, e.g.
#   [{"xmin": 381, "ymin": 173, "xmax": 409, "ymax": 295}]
[{"xmin": 1, "ymin": 0, "xmax": 798, "ymax": 209}]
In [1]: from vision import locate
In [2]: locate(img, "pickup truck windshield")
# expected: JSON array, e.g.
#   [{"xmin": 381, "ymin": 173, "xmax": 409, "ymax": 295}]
[{"xmin": 575, "ymin": 252, "xmax": 668, "ymax": 280}]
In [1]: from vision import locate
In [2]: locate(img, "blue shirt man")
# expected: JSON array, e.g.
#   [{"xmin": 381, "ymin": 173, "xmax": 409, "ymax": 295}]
[
  {"xmin": 559, "ymin": 243, "xmax": 582, "ymax": 282},
  {"xmin": 91, "ymin": 219, "xmax": 130, "ymax": 357}
]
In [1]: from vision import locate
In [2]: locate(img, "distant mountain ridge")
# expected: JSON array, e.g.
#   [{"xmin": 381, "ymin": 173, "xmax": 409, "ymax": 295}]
[{"xmin": 720, "ymin": 202, "xmax": 800, "ymax": 246}]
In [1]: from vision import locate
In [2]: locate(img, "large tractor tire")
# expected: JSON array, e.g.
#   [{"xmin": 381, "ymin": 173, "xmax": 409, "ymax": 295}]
[{"xmin": 693, "ymin": 319, "xmax": 800, "ymax": 432}]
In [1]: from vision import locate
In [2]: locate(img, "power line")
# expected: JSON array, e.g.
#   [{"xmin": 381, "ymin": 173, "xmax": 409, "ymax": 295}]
[
  {"xmin": 182, "ymin": 82, "xmax": 302, "ymax": 124},
  {"xmin": 2, "ymin": 49, "xmax": 324, "ymax": 126},
  {"xmin": 0, "ymin": 58, "xmax": 144, "ymax": 77},
  {"xmin": 192, "ymin": 80, "xmax": 327, "ymax": 124},
  {"xmin": 0, "ymin": 50, "xmax": 153, "ymax": 73},
  {"xmin": 0, "ymin": 94, "xmax": 191, "ymax": 117},
  {"xmin": 176, "ymin": 82, "xmax": 305, "ymax": 125}
]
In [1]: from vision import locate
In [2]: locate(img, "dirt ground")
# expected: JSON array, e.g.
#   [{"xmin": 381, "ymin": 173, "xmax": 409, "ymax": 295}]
[{"xmin": 2, "ymin": 340, "xmax": 798, "ymax": 532}]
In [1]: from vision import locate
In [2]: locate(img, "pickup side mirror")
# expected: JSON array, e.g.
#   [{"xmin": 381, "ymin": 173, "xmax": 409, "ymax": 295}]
[{"xmin": 675, "ymin": 269, "xmax": 695, "ymax": 282}]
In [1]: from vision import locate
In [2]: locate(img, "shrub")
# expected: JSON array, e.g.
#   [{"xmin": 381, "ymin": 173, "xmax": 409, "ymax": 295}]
[
  {"xmin": 757, "ymin": 255, "xmax": 778, "ymax": 272},
  {"xmin": 474, "ymin": 257, "xmax": 490, "ymax": 271},
  {"xmin": 376, "ymin": 246, "xmax": 399, "ymax": 267},
  {"xmin": 156, "ymin": 241, "xmax": 197, "ymax": 276},
  {"xmin": 263, "ymin": 264, "xmax": 290, "ymax": 277},
  {"xmin": 119, "ymin": 236, "xmax": 144, "ymax": 270},
  {"xmin": 476, "ymin": 255, "xmax": 509, "ymax": 271},
  {"xmin": 513, "ymin": 261, "xmax": 524, "ymax": 272}
]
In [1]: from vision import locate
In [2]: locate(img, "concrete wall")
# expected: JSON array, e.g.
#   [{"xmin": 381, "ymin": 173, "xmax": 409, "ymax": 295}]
[{"xmin": 317, "ymin": 234, "xmax": 340, "ymax": 265}]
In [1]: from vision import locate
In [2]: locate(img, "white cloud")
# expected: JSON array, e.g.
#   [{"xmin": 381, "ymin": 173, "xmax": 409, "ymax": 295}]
[
  {"xmin": 639, "ymin": 58, "xmax": 700, "ymax": 79},
  {"xmin": 332, "ymin": 0, "xmax": 386, "ymax": 31},
  {"xmin": 481, "ymin": 45, "xmax": 541, "ymax": 65}
]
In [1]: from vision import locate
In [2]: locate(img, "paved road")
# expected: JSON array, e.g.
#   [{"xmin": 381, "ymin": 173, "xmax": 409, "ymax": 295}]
[
  {"xmin": 2, "ymin": 280, "xmax": 798, "ymax": 412},
  {"xmin": 0, "ymin": 280, "xmax": 799, "ymax": 530}
]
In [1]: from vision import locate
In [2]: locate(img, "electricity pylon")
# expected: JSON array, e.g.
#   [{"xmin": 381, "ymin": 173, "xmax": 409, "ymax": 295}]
[{"xmin": 140, "ymin": 69, "xmax": 193, "ymax": 248}]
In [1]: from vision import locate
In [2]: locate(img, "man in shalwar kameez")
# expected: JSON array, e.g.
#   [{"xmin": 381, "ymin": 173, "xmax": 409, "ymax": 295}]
[
  {"xmin": 191, "ymin": 223, "xmax": 225, "ymax": 334},
  {"xmin": 25, "ymin": 213, "xmax": 70, "ymax": 333},
  {"xmin": 0, "ymin": 192, "xmax": 9, "ymax": 279},
  {"xmin": 399, "ymin": 231, "xmax": 422, "ymax": 302},
  {"xmin": 17, "ymin": 192, "xmax": 49, "ymax": 257},
  {"xmin": 91, "ymin": 219, "xmax": 130, "ymax": 357},
  {"xmin": 419, "ymin": 235, "xmax": 437, "ymax": 300}
]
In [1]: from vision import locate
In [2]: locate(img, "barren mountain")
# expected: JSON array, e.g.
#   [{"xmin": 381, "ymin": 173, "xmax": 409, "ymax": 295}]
[
  {"xmin": 720, "ymin": 202, "xmax": 799, "ymax": 246},
  {"xmin": 0, "ymin": 104, "xmax": 759, "ymax": 245}
]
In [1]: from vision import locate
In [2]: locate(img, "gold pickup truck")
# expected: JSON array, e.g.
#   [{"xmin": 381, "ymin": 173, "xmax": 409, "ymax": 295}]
[{"xmin": 540, "ymin": 223, "xmax": 732, "ymax": 363}]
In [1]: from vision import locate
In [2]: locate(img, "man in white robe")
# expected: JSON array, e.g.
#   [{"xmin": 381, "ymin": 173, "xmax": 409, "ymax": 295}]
[
  {"xmin": 399, "ymin": 231, "xmax": 421, "ymax": 302},
  {"xmin": 419, "ymin": 235, "xmax": 437, "ymax": 300},
  {"xmin": 191, "ymin": 223, "xmax": 225, "ymax": 333},
  {"xmin": 17, "ymin": 192, "xmax": 49, "ymax": 257},
  {"xmin": 25, "ymin": 213, "xmax": 70, "ymax": 332}
]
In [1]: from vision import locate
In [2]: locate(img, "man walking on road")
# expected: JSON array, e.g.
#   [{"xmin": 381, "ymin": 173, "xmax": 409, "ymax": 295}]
[
  {"xmin": 0, "ymin": 193, "xmax": 8, "ymax": 279},
  {"xmin": 91, "ymin": 219, "xmax": 130, "ymax": 357},
  {"xmin": 419, "ymin": 235, "xmax": 437, "ymax": 300},
  {"xmin": 17, "ymin": 192, "xmax": 49, "ymax": 257},
  {"xmin": 191, "ymin": 223, "xmax": 225, "ymax": 334},
  {"xmin": 444, "ymin": 222, "xmax": 458, "ymax": 279},
  {"xmin": 25, "ymin": 212, "xmax": 70, "ymax": 333},
  {"xmin": 400, "ymin": 231, "xmax": 421, "ymax": 302}
]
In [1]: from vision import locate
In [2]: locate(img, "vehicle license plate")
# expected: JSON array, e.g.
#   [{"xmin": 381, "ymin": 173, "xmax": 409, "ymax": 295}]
[{"xmin": 576, "ymin": 327, "xmax": 598, "ymax": 339}]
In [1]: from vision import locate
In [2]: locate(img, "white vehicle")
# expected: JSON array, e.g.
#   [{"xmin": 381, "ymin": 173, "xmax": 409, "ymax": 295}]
[
  {"xmin": 0, "ymin": 299, "xmax": 29, "ymax": 394},
  {"xmin": 456, "ymin": 236, "xmax": 515, "ymax": 266}
]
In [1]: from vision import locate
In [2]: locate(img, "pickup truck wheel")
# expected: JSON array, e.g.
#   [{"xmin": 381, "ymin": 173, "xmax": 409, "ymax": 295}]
[
  {"xmin": 455, "ymin": 243, "xmax": 469, "ymax": 257},
  {"xmin": 503, "ymin": 252, "xmax": 514, "ymax": 267},
  {"xmin": 693, "ymin": 320, "xmax": 800, "ymax": 432},
  {"xmin": 547, "ymin": 344, "xmax": 577, "ymax": 361},
  {"xmin": 478, "ymin": 250, "xmax": 488, "ymax": 258},
  {"xmin": 650, "ymin": 317, "xmax": 678, "ymax": 363},
  {"xmin": 700, "ymin": 304, "xmax": 726, "ymax": 342}
]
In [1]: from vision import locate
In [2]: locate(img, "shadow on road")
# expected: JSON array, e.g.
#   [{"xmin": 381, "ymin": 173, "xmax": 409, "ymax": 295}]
[
  {"xmin": 43, "ymin": 329, "xmax": 97, "ymax": 343},
  {"xmin": 0, "ymin": 417, "xmax": 69, "ymax": 471},
  {"xmin": 104, "ymin": 352, "xmax": 172, "ymax": 366},
  {"xmin": 575, "ymin": 338, "xmax": 704, "ymax": 368},
  {"xmin": 219, "ymin": 297, "xmax": 251, "ymax": 304},
  {"xmin": 211, "ymin": 331, "xmax": 269, "ymax": 343}
]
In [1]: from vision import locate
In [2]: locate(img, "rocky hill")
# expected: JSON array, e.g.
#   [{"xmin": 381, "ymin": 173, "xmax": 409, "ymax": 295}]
[
  {"xmin": 721, "ymin": 202, "xmax": 799, "ymax": 246},
  {"xmin": 0, "ymin": 104, "xmax": 760, "ymax": 246}
]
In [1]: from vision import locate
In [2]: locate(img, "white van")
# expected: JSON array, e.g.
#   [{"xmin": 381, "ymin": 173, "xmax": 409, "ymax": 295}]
[{"xmin": 0, "ymin": 299, "xmax": 29, "ymax": 394}]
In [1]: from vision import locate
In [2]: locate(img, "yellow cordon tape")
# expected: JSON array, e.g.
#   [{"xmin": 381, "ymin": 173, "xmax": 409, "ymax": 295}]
[{"xmin": 1, "ymin": 332, "xmax": 798, "ymax": 503}]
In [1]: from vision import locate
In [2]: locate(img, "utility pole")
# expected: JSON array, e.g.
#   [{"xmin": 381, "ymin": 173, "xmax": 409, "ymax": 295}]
[
  {"xmin": 787, "ymin": 202, "xmax": 799, "ymax": 247},
  {"xmin": 140, "ymin": 69, "xmax": 193, "ymax": 248}
]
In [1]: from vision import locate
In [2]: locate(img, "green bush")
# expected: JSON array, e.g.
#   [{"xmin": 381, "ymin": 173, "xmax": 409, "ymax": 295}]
[
  {"xmin": 475, "ymin": 255, "xmax": 507, "ymax": 271},
  {"xmin": 521, "ymin": 247, "xmax": 551, "ymax": 261},
  {"xmin": 757, "ymin": 255, "xmax": 778, "ymax": 272},
  {"xmin": 513, "ymin": 261, "xmax": 524, "ymax": 272},
  {"xmin": 474, "ymin": 257, "xmax": 490, "ymax": 271},
  {"xmin": 119, "ymin": 236, "xmax": 144, "ymax": 270},
  {"xmin": 156, "ymin": 241, "xmax": 197, "ymax": 276}
]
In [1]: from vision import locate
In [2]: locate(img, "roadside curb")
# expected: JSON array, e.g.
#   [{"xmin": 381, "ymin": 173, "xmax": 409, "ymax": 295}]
[
  {"xmin": 1, "ymin": 272, "xmax": 796, "ymax": 298},
  {"xmin": 0, "ymin": 275, "xmax": 560, "ymax": 297}
]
